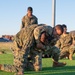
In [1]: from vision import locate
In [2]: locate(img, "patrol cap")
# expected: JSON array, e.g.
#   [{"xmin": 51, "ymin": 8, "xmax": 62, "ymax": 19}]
[{"xmin": 27, "ymin": 7, "xmax": 33, "ymax": 11}]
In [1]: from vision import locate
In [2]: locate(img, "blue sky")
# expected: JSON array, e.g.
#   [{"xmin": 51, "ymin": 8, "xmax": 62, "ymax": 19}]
[{"xmin": 0, "ymin": 0, "xmax": 75, "ymax": 36}]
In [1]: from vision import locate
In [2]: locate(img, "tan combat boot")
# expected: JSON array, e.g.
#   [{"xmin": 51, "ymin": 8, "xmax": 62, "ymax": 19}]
[{"xmin": 53, "ymin": 61, "xmax": 66, "ymax": 67}]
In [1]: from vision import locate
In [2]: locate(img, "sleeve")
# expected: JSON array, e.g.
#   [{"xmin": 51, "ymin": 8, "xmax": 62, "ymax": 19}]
[
  {"xmin": 21, "ymin": 16, "xmax": 25, "ymax": 29},
  {"xmin": 55, "ymin": 39, "xmax": 61, "ymax": 49},
  {"xmin": 36, "ymin": 18, "xmax": 38, "ymax": 24},
  {"xmin": 34, "ymin": 15, "xmax": 38, "ymax": 24}
]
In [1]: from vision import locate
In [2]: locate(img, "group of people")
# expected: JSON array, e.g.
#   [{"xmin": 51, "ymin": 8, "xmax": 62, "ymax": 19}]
[
  {"xmin": 55, "ymin": 24, "xmax": 75, "ymax": 60},
  {"xmin": 0, "ymin": 7, "xmax": 75, "ymax": 75}
]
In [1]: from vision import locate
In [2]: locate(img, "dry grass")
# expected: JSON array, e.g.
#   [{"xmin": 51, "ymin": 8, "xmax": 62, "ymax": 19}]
[{"xmin": 0, "ymin": 42, "xmax": 13, "ymax": 54}]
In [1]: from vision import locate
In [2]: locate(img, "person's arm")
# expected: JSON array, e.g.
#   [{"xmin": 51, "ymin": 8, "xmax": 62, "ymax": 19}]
[
  {"xmin": 36, "ymin": 18, "xmax": 38, "ymax": 24},
  {"xmin": 55, "ymin": 39, "xmax": 61, "ymax": 49},
  {"xmin": 34, "ymin": 16, "xmax": 38, "ymax": 24},
  {"xmin": 36, "ymin": 43, "xmax": 45, "ymax": 50},
  {"xmin": 21, "ymin": 17, "xmax": 25, "ymax": 29}
]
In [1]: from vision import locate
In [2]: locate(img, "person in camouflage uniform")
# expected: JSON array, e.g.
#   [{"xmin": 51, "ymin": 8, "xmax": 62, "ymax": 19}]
[
  {"xmin": 0, "ymin": 24, "xmax": 66, "ymax": 75},
  {"xmin": 55, "ymin": 24, "xmax": 75, "ymax": 60},
  {"xmin": 21, "ymin": 7, "xmax": 38, "ymax": 29}
]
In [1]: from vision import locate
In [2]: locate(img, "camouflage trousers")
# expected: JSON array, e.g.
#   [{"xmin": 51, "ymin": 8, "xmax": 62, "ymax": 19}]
[
  {"xmin": 1, "ymin": 49, "xmax": 28, "ymax": 73},
  {"xmin": 1, "ymin": 46, "xmax": 60, "ymax": 73},
  {"xmin": 43, "ymin": 46, "xmax": 60, "ymax": 62},
  {"xmin": 1, "ymin": 49, "xmax": 42, "ymax": 73},
  {"xmin": 59, "ymin": 45, "xmax": 75, "ymax": 59},
  {"xmin": 27, "ymin": 50, "xmax": 42, "ymax": 71},
  {"xmin": 28, "ymin": 45, "xmax": 60, "ymax": 70}
]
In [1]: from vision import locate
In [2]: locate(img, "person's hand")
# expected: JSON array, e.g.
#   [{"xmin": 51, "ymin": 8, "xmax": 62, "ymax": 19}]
[
  {"xmin": 40, "ymin": 32, "xmax": 46, "ymax": 44},
  {"xmin": 36, "ymin": 43, "xmax": 44, "ymax": 49}
]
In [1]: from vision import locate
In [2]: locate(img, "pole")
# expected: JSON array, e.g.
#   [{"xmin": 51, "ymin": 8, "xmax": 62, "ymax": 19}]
[{"xmin": 52, "ymin": 0, "xmax": 56, "ymax": 27}]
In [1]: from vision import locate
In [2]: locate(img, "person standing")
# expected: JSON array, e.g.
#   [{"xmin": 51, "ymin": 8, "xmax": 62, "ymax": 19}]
[{"xmin": 21, "ymin": 7, "xmax": 38, "ymax": 29}]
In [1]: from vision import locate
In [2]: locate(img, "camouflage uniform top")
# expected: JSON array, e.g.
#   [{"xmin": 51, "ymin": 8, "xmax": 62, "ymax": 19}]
[
  {"xmin": 33, "ymin": 24, "xmax": 54, "ymax": 51},
  {"xmin": 55, "ymin": 32, "xmax": 72, "ymax": 50},
  {"xmin": 34, "ymin": 25, "xmax": 53, "ymax": 43},
  {"xmin": 21, "ymin": 14, "xmax": 38, "ymax": 29}
]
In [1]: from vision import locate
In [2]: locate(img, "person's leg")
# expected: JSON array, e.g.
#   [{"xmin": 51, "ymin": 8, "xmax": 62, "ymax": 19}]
[
  {"xmin": 50, "ymin": 46, "xmax": 66, "ymax": 67},
  {"xmin": 68, "ymin": 45, "xmax": 75, "ymax": 60},
  {"xmin": 59, "ymin": 49, "xmax": 68, "ymax": 59},
  {"xmin": 0, "ymin": 64, "xmax": 16, "ymax": 72},
  {"xmin": 0, "ymin": 50, "xmax": 26, "ymax": 75},
  {"xmin": 69, "ymin": 54, "xmax": 73, "ymax": 60},
  {"xmin": 33, "ymin": 53, "xmax": 42, "ymax": 71},
  {"xmin": 29, "ymin": 50, "xmax": 42, "ymax": 71},
  {"xmin": 0, "ymin": 41, "xmax": 19, "ymax": 73},
  {"xmin": 0, "ymin": 48, "xmax": 29, "ymax": 75}
]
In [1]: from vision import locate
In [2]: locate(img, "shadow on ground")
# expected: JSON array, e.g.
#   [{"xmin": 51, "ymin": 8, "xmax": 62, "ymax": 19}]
[{"xmin": 24, "ymin": 66, "xmax": 75, "ymax": 75}]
